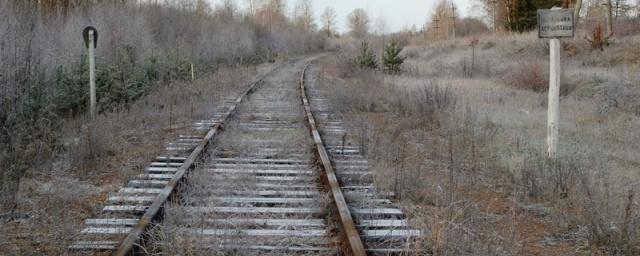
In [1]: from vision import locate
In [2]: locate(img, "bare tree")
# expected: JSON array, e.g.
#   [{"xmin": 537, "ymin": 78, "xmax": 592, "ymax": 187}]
[
  {"xmin": 245, "ymin": 0, "xmax": 264, "ymax": 17},
  {"xmin": 575, "ymin": 0, "xmax": 584, "ymax": 23},
  {"xmin": 215, "ymin": 0, "xmax": 237, "ymax": 20},
  {"xmin": 320, "ymin": 6, "xmax": 337, "ymax": 37},
  {"xmin": 256, "ymin": 0, "xmax": 287, "ymax": 30},
  {"xmin": 475, "ymin": 0, "xmax": 513, "ymax": 31},
  {"xmin": 293, "ymin": 0, "xmax": 315, "ymax": 32},
  {"xmin": 427, "ymin": 0, "xmax": 458, "ymax": 40},
  {"xmin": 613, "ymin": 0, "xmax": 634, "ymax": 18},
  {"xmin": 374, "ymin": 15, "xmax": 388, "ymax": 61},
  {"xmin": 347, "ymin": 8, "xmax": 370, "ymax": 39}
]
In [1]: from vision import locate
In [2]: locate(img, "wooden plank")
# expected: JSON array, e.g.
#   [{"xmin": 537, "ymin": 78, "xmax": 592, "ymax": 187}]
[
  {"xmin": 339, "ymin": 171, "xmax": 373, "ymax": 176},
  {"xmin": 323, "ymin": 128, "xmax": 347, "ymax": 132},
  {"xmin": 361, "ymin": 229, "xmax": 421, "ymax": 238},
  {"xmin": 211, "ymin": 163, "xmax": 312, "ymax": 169},
  {"xmin": 215, "ymin": 197, "xmax": 316, "ymax": 204},
  {"xmin": 351, "ymin": 208, "xmax": 404, "ymax": 215},
  {"xmin": 335, "ymin": 165, "xmax": 370, "ymax": 170},
  {"xmin": 342, "ymin": 185, "xmax": 375, "ymax": 190},
  {"xmin": 194, "ymin": 122, "xmax": 216, "ymax": 125},
  {"xmin": 326, "ymin": 145, "xmax": 359, "ymax": 149},
  {"xmin": 216, "ymin": 245, "xmax": 334, "ymax": 252},
  {"xmin": 210, "ymin": 174, "xmax": 314, "ymax": 182},
  {"xmin": 210, "ymin": 183, "xmax": 317, "ymax": 190},
  {"xmin": 136, "ymin": 174, "xmax": 174, "ymax": 180},
  {"xmin": 366, "ymin": 248, "xmax": 422, "ymax": 254},
  {"xmin": 85, "ymin": 219, "xmax": 139, "ymax": 226},
  {"xmin": 145, "ymin": 167, "xmax": 178, "ymax": 173},
  {"xmin": 184, "ymin": 218, "xmax": 325, "ymax": 227},
  {"xmin": 357, "ymin": 191, "xmax": 394, "ymax": 197},
  {"xmin": 328, "ymin": 149, "xmax": 360, "ymax": 154},
  {"xmin": 333, "ymin": 159, "xmax": 368, "ymax": 164},
  {"xmin": 149, "ymin": 162, "xmax": 182, "ymax": 167},
  {"xmin": 239, "ymin": 127, "xmax": 299, "ymax": 131},
  {"xmin": 358, "ymin": 219, "xmax": 408, "ymax": 228},
  {"xmin": 247, "ymin": 120, "xmax": 291, "ymax": 124},
  {"xmin": 177, "ymin": 139, "xmax": 202, "ymax": 143},
  {"xmin": 239, "ymin": 123, "xmax": 299, "ymax": 127},
  {"xmin": 69, "ymin": 241, "xmax": 118, "ymax": 251},
  {"xmin": 179, "ymin": 134, "xmax": 204, "ymax": 138},
  {"xmin": 155, "ymin": 156, "xmax": 187, "ymax": 161},
  {"xmin": 118, "ymin": 188, "xmax": 163, "ymax": 194},
  {"xmin": 181, "ymin": 228, "xmax": 327, "ymax": 237},
  {"xmin": 166, "ymin": 146, "xmax": 192, "ymax": 151},
  {"xmin": 81, "ymin": 227, "xmax": 132, "ymax": 234},
  {"xmin": 323, "ymin": 129, "xmax": 346, "ymax": 134},
  {"xmin": 209, "ymin": 169, "xmax": 313, "ymax": 175},
  {"xmin": 127, "ymin": 180, "xmax": 168, "ymax": 188},
  {"xmin": 167, "ymin": 142, "xmax": 199, "ymax": 146},
  {"xmin": 214, "ymin": 158, "xmax": 310, "ymax": 164},
  {"xmin": 103, "ymin": 205, "xmax": 148, "ymax": 213},
  {"xmin": 210, "ymin": 190, "xmax": 319, "ymax": 197},
  {"xmin": 107, "ymin": 196, "xmax": 155, "ymax": 204},
  {"xmin": 185, "ymin": 206, "xmax": 323, "ymax": 214}
]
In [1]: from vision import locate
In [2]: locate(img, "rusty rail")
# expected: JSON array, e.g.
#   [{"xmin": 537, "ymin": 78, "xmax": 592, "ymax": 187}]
[
  {"xmin": 299, "ymin": 62, "xmax": 367, "ymax": 256},
  {"xmin": 112, "ymin": 68, "xmax": 272, "ymax": 256}
]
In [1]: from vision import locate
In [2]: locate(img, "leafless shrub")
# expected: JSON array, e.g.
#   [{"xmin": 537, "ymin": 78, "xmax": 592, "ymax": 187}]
[
  {"xmin": 613, "ymin": 17, "xmax": 640, "ymax": 37},
  {"xmin": 327, "ymin": 68, "xmax": 457, "ymax": 125},
  {"xmin": 456, "ymin": 17, "xmax": 491, "ymax": 37},
  {"xmin": 390, "ymin": 82, "xmax": 457, "ymax": 119},
  {"xmin": 337, "ymin": 26, "xmax": 640, "ymax": 255},
  {"xmin": 509, "ymin": 150, "xmax": 640, "ymax": 254},
  {"xmin": 519, "ymin": 153, "xmax": 577, "ymax": 200},
  {"xmin": 502, "ymin": 57, "xmax": 548, "ymax": 93},
  {"xmin": 573, "ymin": 169, "xmax": 640, "ymax": 254}
]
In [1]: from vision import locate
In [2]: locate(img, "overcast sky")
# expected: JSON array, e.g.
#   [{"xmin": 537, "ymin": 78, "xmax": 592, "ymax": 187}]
[{"xmin": 210, "ymin": 0, "xmax": 478, "ymax": 33}]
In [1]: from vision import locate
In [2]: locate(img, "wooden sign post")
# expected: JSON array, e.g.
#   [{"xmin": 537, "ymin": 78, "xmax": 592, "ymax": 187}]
[
  {"xmin": 83, "ymin": 26, "xmax": 98, "ymax": 119},
  {"xmin": 537, "ymin": 8, "xmax": 574, "ymax": 158}
]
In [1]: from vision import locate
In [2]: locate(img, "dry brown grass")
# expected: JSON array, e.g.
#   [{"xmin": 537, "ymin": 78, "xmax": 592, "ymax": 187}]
[{"xmin": 316, "ymin": 28, "xmax": 640, "ymax": 254}]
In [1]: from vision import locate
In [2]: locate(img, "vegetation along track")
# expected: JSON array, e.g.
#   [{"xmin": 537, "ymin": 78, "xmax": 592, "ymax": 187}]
[{"xmin": 69, "ymin": 57, "xmax": 420, "ymax": 255}]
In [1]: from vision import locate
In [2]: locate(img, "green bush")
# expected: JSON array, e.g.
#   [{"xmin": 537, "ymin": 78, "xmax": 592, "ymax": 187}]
[
  {"xmin": 383, "ymin": 39, "xmax": 406, "ymax": 74},
  {"xmin": 53, "ymin": 45, "xmax": 183, "ymax": 115},
  {"xmin": 54, "ymin": 58, "xmax": 88, "ymax": 115},
  {"xmin": 353, "ymin": 41, "xmax": 378, "ymax": 70}
]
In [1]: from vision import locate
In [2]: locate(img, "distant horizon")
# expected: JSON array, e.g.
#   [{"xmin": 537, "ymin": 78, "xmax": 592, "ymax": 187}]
[{"xmin": 208, "ymin": 0, "xmax": 478, "ymax": 33}]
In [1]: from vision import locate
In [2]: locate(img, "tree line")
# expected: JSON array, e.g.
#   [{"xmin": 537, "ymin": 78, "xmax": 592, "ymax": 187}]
[{"xmin": 0, "ymin": 0, "xmax": 327, "ymax": 212}]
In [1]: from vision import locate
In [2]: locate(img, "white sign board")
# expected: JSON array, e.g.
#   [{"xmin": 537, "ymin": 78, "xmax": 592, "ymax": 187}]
[{"xmin": 537, "ymin": 9, "xmax": 574, "ymax": 38}]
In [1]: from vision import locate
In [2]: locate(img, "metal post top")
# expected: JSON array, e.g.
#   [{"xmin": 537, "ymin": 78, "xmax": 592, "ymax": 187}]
[{"xmin": 83, "ymin": 26, "xmax": 98, "ymax": 48}]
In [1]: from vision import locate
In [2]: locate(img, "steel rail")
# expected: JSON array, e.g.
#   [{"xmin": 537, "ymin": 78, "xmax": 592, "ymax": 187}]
[
  {"xmin": 299, "ymin": 62, "xmax": 367, "ymax": 256},
  {"xmin": 112, "ymin": 68, "xmax": 275, "ymax": 256}
]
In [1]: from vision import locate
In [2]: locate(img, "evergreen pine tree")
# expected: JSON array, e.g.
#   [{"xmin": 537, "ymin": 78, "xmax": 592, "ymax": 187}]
[
  {"xmin": 353, "ymin": 41, "xmax": 378, "ymax": 69},
  {"xmin": 506, "ymin": 0, "xmax": 563, "ymax": 32},
  {"xmin": 383, "ymin": 39, "xmax": 406, "ymax": 74}
]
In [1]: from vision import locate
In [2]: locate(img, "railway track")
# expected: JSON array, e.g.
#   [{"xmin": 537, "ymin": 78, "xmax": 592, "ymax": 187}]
[
  {"xmin": 303, "ymin": 64, "xmax": 422, "ymax": 254},
  {"xmin": 69, "ymin": 57, "xmax": 421, "ymax": 255}
]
